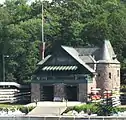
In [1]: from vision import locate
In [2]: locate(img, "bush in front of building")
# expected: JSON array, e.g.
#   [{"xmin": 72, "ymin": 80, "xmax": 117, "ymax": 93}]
[
  {"xmin": 18, "ymin": 106, "xmax": 35, "ymax": 114},
  {"xmin": 116, "ymin": 106, "xmax": 126, "ymax": 112},
  {"xmin": 95, "ymin": 103, "xmax": 117, "ymax": 116},
  {"xmin": 63, "ymin": 103, "xmax": 98, "ymax": 115},
  {"xmin": 73, "ymin": 103, "xmax": 97, "ymax": 114},
  {"xmin": 0, "ymin": 105, "xmax": 35, "ymax": 114},
  {"xmin": 64, "ymin": 103, "xmax": 126, "ymax": 116}
]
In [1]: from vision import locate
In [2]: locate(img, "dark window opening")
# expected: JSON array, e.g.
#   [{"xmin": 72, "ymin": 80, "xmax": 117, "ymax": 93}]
[
  {"xmin": 117, "ymin": 70, "xmax": 120, "ymax": 77},
  {"xmin": 65, "ymin": 85, "xmax": 78, "ymax": 101},
  {"xmin": 40, "ymin": 85, "xmax": 54, "ymax": 101},
  {"xmin": 109, "ymin": 73, "xmax": 111, "ymax": 79},
  {"xmin": 98, "ymin": 73, "xmax": 100, "ymax": 77}
]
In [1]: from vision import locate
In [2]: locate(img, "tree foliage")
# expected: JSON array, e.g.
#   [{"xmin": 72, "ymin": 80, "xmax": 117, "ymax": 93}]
[{"xmin": 0, "ymin": 0, "xmax": 126, "ymax": 83}]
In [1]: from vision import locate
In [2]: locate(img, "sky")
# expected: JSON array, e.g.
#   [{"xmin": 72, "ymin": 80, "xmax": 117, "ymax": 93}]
[{"xmin": 0, "ymin": 0, "xmax": 52, "ymax": 4}]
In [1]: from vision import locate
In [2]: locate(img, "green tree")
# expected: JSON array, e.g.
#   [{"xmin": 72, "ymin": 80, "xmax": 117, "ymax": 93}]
[
  {"xmin": 0, "ymin": 0, "xmax": 41, "ymax": 83},
  {"xmin": 0, "ymin": 0, "xmax": 126, "ymax": 83}
]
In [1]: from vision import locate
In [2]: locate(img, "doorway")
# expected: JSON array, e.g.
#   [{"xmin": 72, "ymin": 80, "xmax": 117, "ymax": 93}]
[
  {"xmin": 40, "ymin": 85, "xmax": 54, "ymax": 101},
  {"xmin": 65, "ymin": 85, "xmax": 78, "ymax": 101}
]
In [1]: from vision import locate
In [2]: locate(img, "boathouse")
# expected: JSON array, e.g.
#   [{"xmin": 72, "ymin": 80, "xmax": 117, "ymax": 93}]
[{"xmin": 31, "ymin": 40, "xmax": 120, "ymax": 102}]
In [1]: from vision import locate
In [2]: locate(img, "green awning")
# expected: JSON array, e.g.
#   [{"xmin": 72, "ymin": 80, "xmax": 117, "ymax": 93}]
[{"xmin": 42, "ymin": 65, "xmax": 78, "ymax": 71}]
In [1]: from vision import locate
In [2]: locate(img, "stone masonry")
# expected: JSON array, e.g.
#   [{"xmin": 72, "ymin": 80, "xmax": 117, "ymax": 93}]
[
  {"xmin": 54, "ymin": 84, "xmax": 65, "ymax": 101},
  {"xmin": 79, "ymin": 84, "xmax": 87, "ymax": 102},
  {"xmin": 31, "ymin": 83, "xmax": 40, "ymax": 102},
  {"xmin": 31, "ymin": 40, "xmax": 120, "ymax": 102},
  {"xmin": 96, "ymin": 63, "xmax": 120, "ymax": 94}
]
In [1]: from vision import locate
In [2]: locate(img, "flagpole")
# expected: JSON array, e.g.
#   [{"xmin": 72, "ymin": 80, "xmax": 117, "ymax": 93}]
[{"xmin": 42, "ymin": 0, "xmax": 45, "ymax": 60}]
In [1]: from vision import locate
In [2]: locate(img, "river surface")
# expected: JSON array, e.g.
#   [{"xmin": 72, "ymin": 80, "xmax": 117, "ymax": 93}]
[{"xmin": 0, "ymin": 116, "xmax": 126, "ymax": 120}]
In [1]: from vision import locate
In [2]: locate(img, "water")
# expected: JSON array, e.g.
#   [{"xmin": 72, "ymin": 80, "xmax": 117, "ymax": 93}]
[{"xmin": 0, "ymin": 116, "xmax": 126, "ymax": 120}]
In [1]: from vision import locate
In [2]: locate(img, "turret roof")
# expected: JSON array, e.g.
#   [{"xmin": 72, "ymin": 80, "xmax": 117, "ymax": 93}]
[{"xmin": 98, "ymin": 40, "xmax": 120, "ymax": 63}]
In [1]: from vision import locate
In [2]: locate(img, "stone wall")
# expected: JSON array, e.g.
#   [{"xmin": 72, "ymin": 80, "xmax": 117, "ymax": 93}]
[
  {"xmin": 31, "ymin": 83, "xmax": 40, "ymax": 102},
  {"xmin": 78, "ymin": 84, "xmax": 87, "ymax": 102},
  {"xmin": 54, "ymin": 84, "xmax": 65, "ymax": 101},
  {"xmin": 87, "ymin": 75, "xmax": 97, "ymax": 94},
  {"xmin": 96, "ymin": 63, "xmax": 120, "ymax": 93}
]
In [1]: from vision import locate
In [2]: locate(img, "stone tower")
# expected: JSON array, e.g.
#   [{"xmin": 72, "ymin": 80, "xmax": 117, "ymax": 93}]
[{"xmin": 96, "ymin": 40, "xmax": 120, "ymax": 94}]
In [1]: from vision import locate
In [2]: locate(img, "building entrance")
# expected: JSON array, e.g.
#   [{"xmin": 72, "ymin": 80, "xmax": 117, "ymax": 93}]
[
  {"xmin": 40, "ymin": 85, "xmax": 54, "ymax": 101},
  {"xmin": 65, "ymin": 85, "xmax": 78, "ymax": 101}
]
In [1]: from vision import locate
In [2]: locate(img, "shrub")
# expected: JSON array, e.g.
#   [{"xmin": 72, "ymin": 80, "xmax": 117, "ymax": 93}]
[
  {"xmin": 62, "ymin": 106, "xmax": 74, "ymax": 114},
  {"xmin": 63, "ymin": 102, "xmax": 126, "ymax": 116},
  {"xmin": 0, "ymin": 104, "xmax": 35, "ymax": 114},
  {"xmin": 65, "ymin": 103, "xmax": 98, "ymax": 114},
  {"xmin": 116, "ymin": 107, "xmax": 126, "ymax": 112},
  {"xmin": 65, "ymin": 103, "xmax": 126, "ymax": 116},
  {"xmin": 95, "ymin": 104, "xmax": 118, "ymax": 116},
  {"xmin": 18, "ymin": 106, "xmax": 35, "ymax": 114}
]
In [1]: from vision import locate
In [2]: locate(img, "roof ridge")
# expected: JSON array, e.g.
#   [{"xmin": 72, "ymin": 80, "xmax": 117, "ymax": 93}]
[
  {"xmin": 75, "ymin": 46, "xmax": 99, "ymax": 49},
  {"xmin": 37, "ymin": 55, "xmax": 52, "ymax": 65}
]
